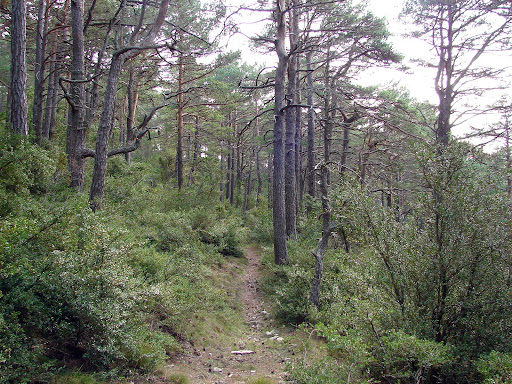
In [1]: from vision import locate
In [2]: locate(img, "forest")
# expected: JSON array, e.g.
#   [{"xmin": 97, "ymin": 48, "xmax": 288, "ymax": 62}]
[{"xmin": 1, "ymin": 0, "xmax": 512, "ymax": 383}]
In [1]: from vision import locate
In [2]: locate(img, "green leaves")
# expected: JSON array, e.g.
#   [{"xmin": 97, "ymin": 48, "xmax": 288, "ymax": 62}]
[{"xmin": 477, "ymin": 351, "xmax": 512, "ymax": 384}]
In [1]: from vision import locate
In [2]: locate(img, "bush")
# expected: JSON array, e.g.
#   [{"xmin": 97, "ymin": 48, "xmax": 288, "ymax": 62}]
[
  {"xmin": 289, "ymin": 356, "xmax": 369, "ymax": 384},
  {"xmin": 477, "ymin": 351, "xmax": 512, "ymax": 384},
  {"xmin": 0, "ymin": 133, "xmax": 59, "ymax": 216},
  {"xmin": 245, "ymin": 205, "xmax": 273, "ymax": 244},
  {"xmin": 0, "ymin": 199, "xmax": 175, "ymax": 381}
]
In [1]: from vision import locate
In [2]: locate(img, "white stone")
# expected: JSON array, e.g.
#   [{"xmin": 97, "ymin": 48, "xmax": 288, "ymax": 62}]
[{"xmin": 231, "ymin": 350, "xmax": 256, "ymax": 355}]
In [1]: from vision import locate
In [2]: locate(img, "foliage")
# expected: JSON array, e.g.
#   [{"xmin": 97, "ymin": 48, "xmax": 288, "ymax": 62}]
[
  {"xmin": 245, "ymin": 204, "xmax": 274, "ymax": 244},
  {"xmin": 289, "ymin": 356, "xmax": 369, "ymax": 384},
  {"xmin": 0, "ymin": 132, "xmax": 248, "ymax": 382},
  {"xmin": 261, "ymin": 137, "xmax": 512, "ymax": 383},
  {"xmin": 0, "ymin": 132, "xmax": 63, "ymax": 216},
  {"xmin": 477, "ymin": 351, "xmax": 512, "ymax": 384},
  {"xmin": 167, "ymin": 373, "xmax": 190, "ymax": 384},
  {"xmin": 260, "ymin": 241, "xmax": 315, "ymax": 325}
]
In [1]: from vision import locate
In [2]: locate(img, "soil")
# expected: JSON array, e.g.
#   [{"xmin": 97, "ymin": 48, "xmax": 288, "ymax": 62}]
[{"xmin": 146, "ymin": 246, "xmax": 297, "ymax": 384}]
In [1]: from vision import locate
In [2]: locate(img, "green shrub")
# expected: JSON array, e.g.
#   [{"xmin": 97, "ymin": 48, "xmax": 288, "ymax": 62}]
[
  {"xmin": 266, "ymin": 266, "xmax": 311, "ymax": 325},
  {"xmin": 374, "ymin": 330, "xmax": 453, "ymax": 383},
  {"xmin": 52, "ymin": 372, "xmax": 100, "ymax": 384},
  {"xmin": 0, "ymin": 133, "xmax": 59, "ymax": 216},
  {"xmin": 289, "ymin": 356, "xmax": 368, "ymax": 384},
  {"xmin": 477, "ymin": 351, "xmax": 512, "ymax": 384},
  {"xmin": 0, "ymin": 199, "xmax": 174, "ymax": 380},
  {"xmin": 245, "ymin": 205, "xmax": 273, "ymax": 244}
]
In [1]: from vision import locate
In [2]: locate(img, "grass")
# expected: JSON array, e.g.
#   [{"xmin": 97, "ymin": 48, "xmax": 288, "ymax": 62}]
[
  {"xmin": 166, "ymin": 373, "xmax": 189, "ymax": 384},
  {"xmin": 247, "ymin": 378, "xmax": 277, "ymax": 384},
  {"xmin": 52, "ymin": 372, "xmax": 100, "ymax": 384}
]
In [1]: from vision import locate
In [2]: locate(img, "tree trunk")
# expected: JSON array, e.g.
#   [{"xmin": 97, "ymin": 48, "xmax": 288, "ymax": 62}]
[
  {"xmin": 272, "ymin": 0, "xmax": 289, "ymax": 265},
  {"xmin": 10, "ymin": 0, "xmax": 28, "ymax": 136},
  {"xmin": 306, "ymin": 52, "xmax": 316, "ymax": 206},
  {"xmin": 230, "ymin": 144, "xmax": 235, "ymax": 204},
  {"xmin": 284, "ymin": 0, "xmax": 298, "ymax": 239},
  {"xmin": 43, "ymin": 30, "xmax": 59, "ymax": 140},
  {"xmin": 242, "ymin": 159, "xmax": 252, "ymax": 216},
  {"xmin": 310, "ymin": 163, "xmax": 331, "ymax": 308},
  {"xmin": 66, "ymin": 0, "xmax": 87, "ymax": 190},
  {"xmin": 295, "ymin": 54, "xmax": 303, "ymax": 212},
  {"xmin": 436, "ymin": 91, "xmax": 452, "ymax": 147},
  {"xmin": 226, "ymin": 149, "xmax": 231, "ymax": 202},
  {"xmin": 89, "ymin": 0, "xmax": 170, "ymax": 211},
  {"xmin": 125, "ymin": 67, "xmax": 139, "ymax": 164},
  {"xmin": 33, "ymin": 0, "xmax": 49, "ymax": 144},
  {"xmin": 255, "ymin": 112, "xmax": 262, "ymax": 204},
  {"xmin": 188, "ymin": 115, "xmax": 200, "ymax": 185},
  {"xmin": 90, "ymin": 54, "xmax": 125, "ymax": 210},
  {"xmin": 268, "ymin": 152, "xmax": 273, "ymax": 209},
  {"xmin": 220, "ymin": 141, "xmax": 225, "ymax": 202},
  {"xmin": 235, "ymin": 115, "xmax": 242, "ymax": 201},
  {"xmin": 323, "ymin": 54, "xmax": 332, "ymax": 185},
  {"xmin": 339, "ymin": 121, "xmax": 350, "ymax": 176},
  {"xmin": 176, "ymin": 54, "xmax": 184, "ymax": 190},
  {"xmin": 506, "ymin": 121, "xmax": 511, "ymax": 198}
]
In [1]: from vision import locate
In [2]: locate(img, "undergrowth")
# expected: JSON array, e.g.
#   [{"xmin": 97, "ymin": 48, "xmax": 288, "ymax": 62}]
[{"xmin": 0, "ymin": 136, "xmax": 247, "ymax": 383}]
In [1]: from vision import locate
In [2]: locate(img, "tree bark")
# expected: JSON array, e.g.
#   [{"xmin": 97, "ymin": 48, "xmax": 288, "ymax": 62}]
[
  {"xmin": 176, "ymin": 54, "xmax": 184, "ymax": 190},
  {"xmin": 125, "ymin": 67, "xmax": 139, "ymax": 164},
  {"xmin": 230, "ymin": 143, "xmax": 235, "ymax": 204},
  {"xmin": 310, "ymin": 163, "xmax": 331, "ymax": 308},
  {"xmin": 339, "ymin": 121, "xmax": 350, "ymax": 176},
  {"xmin": 323, "ymin": 53, "xmax": 332, "ymax": 185},
  {"xmin": 255, "ymin": 103, "xmax": 263, "ymax": 203},
  {"xmin": 43, "ymin": 30, "xmax": 59, "ymax": 141},
  {"xmin": 272, "ymin": 0, "xmax": 289, "ymax": 265},
  {"xmin": 33, "ymin": 0, "xmax": 49, "ymax": 144},
  {"xmin": 220, "ymin": 141, "xmax": 225, "ymax": 202},
  {"xmin": 506, "ymin": 120, "xmax": 511, "ymax": 198},
  {"xmin": 285, "ymin": 0, "xmax": 298, "ymax": 239},
  {"xmin": 226, "ymin": 149, "xmax": 231, "ymax": 202},
  {"xmin": 187, "ymin": 115, "xmax": 200, "ymax": 186},
  {"xmin": 306, "ymin": 52, "xmax": 316, "ymax": 206},
  {"xmin": 242, "ymin": 159, "xmax": 252, "ymax": 216},
  {"xmin": 10, "ymin": 0, "xmax": 28, "ymax": 136},
  {"xmin": 89, "ymin": 0, "xmax": 170, "ymax": 210},
  {"xmin": 90, "ymin": 54, "xmax": 125, "ymax": 209},
  {"xmin": 295, "ymin": 53, "xmax": 303, "ymax": 212},
  {"xmin": 66, "ymin": 0, "xmax": 87, "ymax": 191}
]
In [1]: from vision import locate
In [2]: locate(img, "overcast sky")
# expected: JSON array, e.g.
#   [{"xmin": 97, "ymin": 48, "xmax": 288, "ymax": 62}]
[{"xmin": 224, "ymin": 0, "xmax": 510, "ymax": 143}]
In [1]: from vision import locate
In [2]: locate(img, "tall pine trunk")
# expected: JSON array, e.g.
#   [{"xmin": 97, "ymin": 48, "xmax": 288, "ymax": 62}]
[
  {"xmin": 306, "ymin": 52, "xmax": 315, "ymax": 205},
  {"xmin": 272, "ymin": 0, "xmax": 289, "ymax": 265},
  {"xmin": 43, "ymin": 30, "xmax": 59, "ymax": 140},
  {"xmin": 310, "ymin": 163, "xmax": 331, "ymax": 308},
  {"xmin": 125, "ymin": 67, "xmax": 138, "ymax": 164},
  {"xmin": 284, "ymin": 0, "xmax": 298, "ymax": 239},
  {"xmin": 10, "ymin": 0, "xmax": 28, "ymax": 136},
  {"xmin": 89, "ymin": 0, "xmax": 171, "ymax": 210},
  {"xmin": 66, "ymin": 0, "xmax": 87, "ymax": 190},
  {"xmin": 90, "ymin": 54, "xmax": 126, "ymax": 209},
  {"xmin": 176, "ymin": 54, "xmax": 184, "ymax": 190},
  {"xmin": 295, "ymin": 54, "xmax": 303, "ymax": 212},
  {"xmin": 33, "ymin": 0, "xmax": 49, "ymax": 144}
]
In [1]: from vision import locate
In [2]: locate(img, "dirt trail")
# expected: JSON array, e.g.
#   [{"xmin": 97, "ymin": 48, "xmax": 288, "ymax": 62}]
[{"xmin": 164, "ymin": 246, "xmax": 295, "ymax": 384}]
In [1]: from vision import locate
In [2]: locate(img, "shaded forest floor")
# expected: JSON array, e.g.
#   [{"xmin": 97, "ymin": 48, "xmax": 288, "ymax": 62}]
[{"xmin": 134, "ymin": 246, "xmax": 299, "ymax": 384}]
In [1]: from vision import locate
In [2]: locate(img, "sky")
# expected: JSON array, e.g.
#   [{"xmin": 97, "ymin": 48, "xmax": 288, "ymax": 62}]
[
  {"xmin": 228, "ymin": 0, "xmax": 437, "ymax": 101},
  {"xmin": 224, "ymin": 0, "xmax": 510, "ymax": 145}
]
